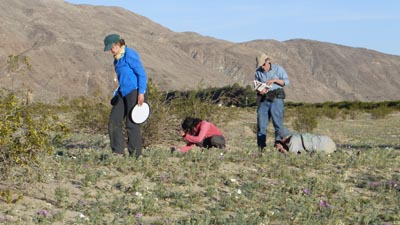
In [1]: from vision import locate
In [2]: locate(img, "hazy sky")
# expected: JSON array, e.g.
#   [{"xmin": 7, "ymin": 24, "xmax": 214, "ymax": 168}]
[{"xmin": 66, "ymin": 0, "xmax": 400, "ymax": 56}]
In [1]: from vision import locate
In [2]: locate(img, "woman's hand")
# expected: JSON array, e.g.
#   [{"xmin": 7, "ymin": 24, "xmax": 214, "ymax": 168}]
[
  {"xmin": 137, "ymin": 94, "xmax": 145, "ymax": 106},
  {"xmin": 179, "ymin": 130, "xmax": 186, "ymax": 137}
]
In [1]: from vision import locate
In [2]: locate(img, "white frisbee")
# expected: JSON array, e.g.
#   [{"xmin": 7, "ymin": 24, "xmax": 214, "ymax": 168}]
[{"xmin": 131, "ymin": 102, "xmax": 150, "ymax": 124}]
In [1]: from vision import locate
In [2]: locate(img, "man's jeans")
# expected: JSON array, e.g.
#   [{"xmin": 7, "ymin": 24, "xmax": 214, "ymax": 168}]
[
  {"xmin": 108, "ymin": 89, "xmax": 142, "ymax": 158},
  {"xmin": 257, "ymin": 98, "xmax": 284, "ymax": 149}
]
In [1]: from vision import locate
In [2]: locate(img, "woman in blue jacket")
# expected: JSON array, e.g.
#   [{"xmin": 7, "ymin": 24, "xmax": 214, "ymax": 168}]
[{"xmin": 103, "ymin": 34, "xmax": 147, "ymax": 158}]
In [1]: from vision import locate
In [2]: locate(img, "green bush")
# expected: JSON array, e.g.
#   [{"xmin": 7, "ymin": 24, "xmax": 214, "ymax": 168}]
[
  {"xmin": 0, "ymin": 91, "xmax": 55, "ymax": 177},
  {"xmin": 286, "ymin": 100, "xmax": 400, "ymax": 121},
  {"xmin": 292, "ymin": 107, "xmax": 318, "ymax": 132},
  {"xmin": 70, "ymin": 96, "xmax": 110, "ymax": 133},
  {"xmin": 320, "ymin": 106, "xmax": 340, "ymax": 119}
]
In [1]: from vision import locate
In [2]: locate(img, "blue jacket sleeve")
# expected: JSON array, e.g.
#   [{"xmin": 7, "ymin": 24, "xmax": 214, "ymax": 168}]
[
  {"xmin": 278, "ymin": 66, "xmax": 290, "ymax": 86},
  {"xmin": 126, "ymin": 51, "xmax": 147, "ymax": 94}
]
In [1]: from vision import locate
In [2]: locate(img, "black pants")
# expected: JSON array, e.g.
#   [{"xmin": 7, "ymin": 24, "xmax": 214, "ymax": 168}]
[
  {"xmin": 108, "ymin": 89, "xmax": 142, "ymax": 157},
  {"xmin": 197, "ymin": 135, "xmax": 226, "ymax": 149}
]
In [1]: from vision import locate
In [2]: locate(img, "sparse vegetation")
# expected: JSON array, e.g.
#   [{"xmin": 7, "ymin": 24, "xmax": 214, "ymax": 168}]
[
  {"xmin": 292, "ymin": 106, "xmax": 319, "ymax": 132},
  {"xmin": 0, "ymin": 87, "xmax": 399, "ymax": 224},
  {"xmin": 0, "ymin": 90, "xmax": 65, "ymax": 177}
]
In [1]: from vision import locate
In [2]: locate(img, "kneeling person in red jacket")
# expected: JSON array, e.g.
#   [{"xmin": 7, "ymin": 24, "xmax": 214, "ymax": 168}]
[{"xmin": 177, "ymin": 117, "xmax": 226, "ymax": 153}]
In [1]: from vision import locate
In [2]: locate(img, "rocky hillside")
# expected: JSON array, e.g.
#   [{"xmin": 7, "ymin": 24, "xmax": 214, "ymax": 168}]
[{"xmin": 1, "ymin": 0, "xmax": 399, "ymax": 102}]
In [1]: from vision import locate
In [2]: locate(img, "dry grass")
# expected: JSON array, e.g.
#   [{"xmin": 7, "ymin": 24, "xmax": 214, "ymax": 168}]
[{"xmin": 0, "ymin": 109, "xmax": 399, "ymax": 225}]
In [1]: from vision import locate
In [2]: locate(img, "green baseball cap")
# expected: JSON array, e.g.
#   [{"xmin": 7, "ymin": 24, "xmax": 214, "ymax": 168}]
[{"xmin": 103, "ymin": 34, "xmax": 121, "ymax": 51}]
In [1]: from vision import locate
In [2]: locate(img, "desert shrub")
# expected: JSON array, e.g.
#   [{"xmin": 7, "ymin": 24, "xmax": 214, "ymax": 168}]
[
  {"xmin": 170, "ymin": 91, "xmax": 218, "ymax": 120},
  {"xmin": 292, "ymin": 107, "xmax": 318, "ymax": 132},
  {"xmin": 0, "ymin": 91, "xmax": 57, "ymax": 177},
  {"xmin": 167, "ymin": 83, "xmax": 258, "ymax": 107},
  {"xmin": 209, "ymin": 83, "xmax": 257, "ymax": 107},
  {"xmin": 171, "ymin": 90, "xmax": 234, "ymax": 127},
  {"xmin": 70, "ymin": 96, "xmax": 110, "ymax": 133},
  {"xmin": 142, "ymin": 80, "xmax": 234, "ymax": 146},
  {"xmin": 320, "ymin": 106, "xmax": 340, "ymax": 119},
  {"xmin": 368, "ymin": 106, "xmax": 393, "ymax": 119},
  {"xmin": 142, "ymin": 79, "xmax": 180, "ymax": 147},
  {"xmin": 341, "ymin": 109, "xmax": 358, "ymax": 120},
  {"xmin": 286, "ymin": 100, "xmax": 400, "ymax": 118}
]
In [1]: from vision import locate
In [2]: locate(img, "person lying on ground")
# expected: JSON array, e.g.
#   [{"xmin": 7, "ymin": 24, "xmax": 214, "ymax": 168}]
[{"xmin": 275, "ymin": 127, "xmax": 336, "ymax": 154}]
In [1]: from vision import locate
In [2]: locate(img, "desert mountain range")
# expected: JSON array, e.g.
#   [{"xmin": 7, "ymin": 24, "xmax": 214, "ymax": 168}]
[{"xmin": 1, "ymin": 0, "xmax": 399, "ymax": 103}]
